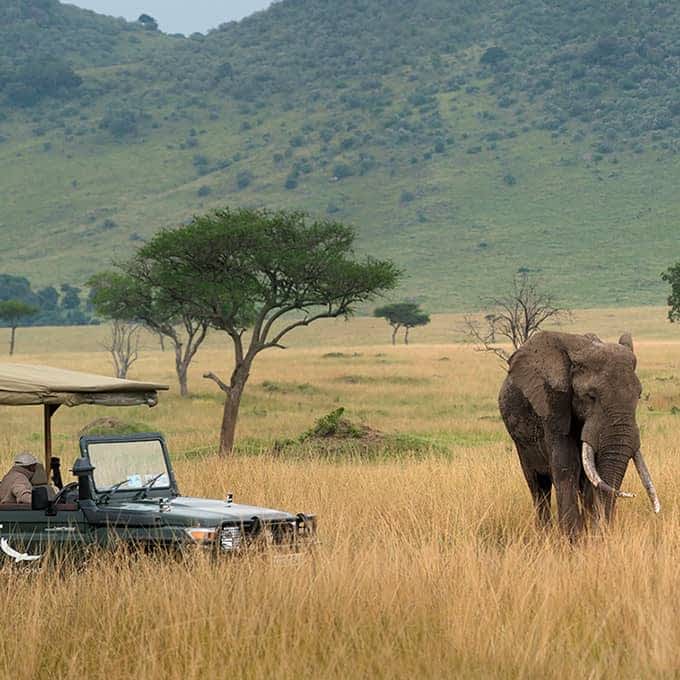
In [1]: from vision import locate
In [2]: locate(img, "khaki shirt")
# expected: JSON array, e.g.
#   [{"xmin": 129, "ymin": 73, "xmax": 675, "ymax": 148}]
[{"xmin": 0, "ymin": 466, "xmax": 33, "ymax": 504}]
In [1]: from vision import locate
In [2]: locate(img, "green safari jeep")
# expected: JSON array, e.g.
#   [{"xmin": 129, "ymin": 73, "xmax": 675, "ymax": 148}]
[
  {"xmin": 0, "ymin": 433, "xmax": 315, "ymax": 561},
  {"xmin": 0, "ymin": 364, "xmax": 316, "ymax": 562}
]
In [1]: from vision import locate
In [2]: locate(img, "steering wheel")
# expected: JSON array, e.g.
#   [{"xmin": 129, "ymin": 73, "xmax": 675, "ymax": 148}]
[{"xmin": 52, "ymin": 482, "xmax": 79, "ymax": 506}]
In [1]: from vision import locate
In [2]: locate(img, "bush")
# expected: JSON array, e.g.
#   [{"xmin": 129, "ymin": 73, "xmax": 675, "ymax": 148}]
[
  {"xmin": 99, "ymin": 108, "xmax": 139, "ymax": 138},
  {"xmin": 236, "ymin": 171, "xmax": 253, "ymax": 189},
  {"xmin": 480, "ymin": 47, "xmax": 509, "ymax": 66},
  {"xmin": 333, "ymin": 163, "xmax": 354, "ymax": 179},
  {"xmin": 197, "ymin": 185, "xmax": 212, "ymax": 197}
]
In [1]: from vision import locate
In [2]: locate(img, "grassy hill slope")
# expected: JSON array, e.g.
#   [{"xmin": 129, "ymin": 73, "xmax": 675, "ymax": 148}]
[{"xmin": 0, "ymin": 0, "xmax": 679, "ymax": 309}]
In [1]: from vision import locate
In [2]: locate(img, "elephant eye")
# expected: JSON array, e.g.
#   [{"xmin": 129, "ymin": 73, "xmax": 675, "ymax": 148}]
[{"xmin": 585, "ymin": 391, "xmax": 597, "ymax": 402}]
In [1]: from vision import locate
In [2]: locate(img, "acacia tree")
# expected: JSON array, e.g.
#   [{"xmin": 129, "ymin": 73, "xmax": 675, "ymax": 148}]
[
  {"xmin": 0, "ymin": 300, "xmax": 38, "ymax": 355},
  {"xmin": 374, "ymin": 302, "xmax": 430, "ymax": 344},
  {"xmin": 128, "ymin": 208, "xmax": 400, "ymax": 455},
  {"xmin": 465, "ymin": 273, "xmax": 569, "ymax": 362},
  {"xmin": 89, "ymin": 272, "xmax": 209, "ymax": 397},
  {"xmin": 661, "ymin": 262, "xmax": 680, "ymax": 322}
]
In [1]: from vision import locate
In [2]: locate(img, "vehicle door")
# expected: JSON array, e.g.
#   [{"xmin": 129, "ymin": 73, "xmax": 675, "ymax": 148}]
[{"xmin": 0, "ymin": 502, "xmax": 91, "ymax": 561}]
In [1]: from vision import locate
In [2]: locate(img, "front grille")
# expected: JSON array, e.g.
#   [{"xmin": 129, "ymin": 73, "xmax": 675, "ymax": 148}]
[{"xmin": 219, "ymin": 526, "xmax": 242, "ymax": 552}]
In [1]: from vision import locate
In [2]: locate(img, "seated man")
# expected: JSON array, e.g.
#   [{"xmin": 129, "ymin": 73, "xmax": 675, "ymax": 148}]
[
  {"xmin": 31, "ymin": 462, "xmax": 56, "ymax": 501},
  {"xmin": 0, "ymin": 452, "xmax": 38, "ymax": 504}
]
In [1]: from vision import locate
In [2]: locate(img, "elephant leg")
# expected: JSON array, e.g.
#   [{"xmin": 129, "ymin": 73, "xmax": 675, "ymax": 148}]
[
  {"xmin": 521, "ymin": 466, "xmax": 552, "ymax": 527},
  {"xmin": 550, "ymin": 437, "xmax": 584, "ymax": 538},
  {"xmin": 513, "ymin": 441, "xmax": 552, "ymax": 527},
  {"xmin": 581, "ymin": 480, "xmax": 606, "ymax": 530}
]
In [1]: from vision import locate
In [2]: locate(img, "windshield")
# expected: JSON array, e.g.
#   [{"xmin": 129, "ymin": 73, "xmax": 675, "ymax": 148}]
[{"xmin": 86, "ymin": 439, "xmax": 170, "ymax": 492}]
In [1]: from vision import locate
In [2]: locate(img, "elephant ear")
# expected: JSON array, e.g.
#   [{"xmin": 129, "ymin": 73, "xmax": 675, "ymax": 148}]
[
  {"xmin": 619, "ymin": 333, "xmax": 634, "ymax": 352},
  {"xmin": 508, "ymin": 332, "xmax": 572, "ymax": 435},
  {"xmin": 619, "ymin": 332, "xmax": 636, "ymax": 368}
]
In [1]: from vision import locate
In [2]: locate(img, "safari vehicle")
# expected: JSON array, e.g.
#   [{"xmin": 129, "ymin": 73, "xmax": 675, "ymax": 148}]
[{"xmin": 0, "ymin": 364, "xmax": 316, "ymax": 562}]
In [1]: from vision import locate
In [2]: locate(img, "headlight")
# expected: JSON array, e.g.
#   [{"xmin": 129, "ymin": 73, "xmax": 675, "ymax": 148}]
[{"xmin": 184, "ymin": 527, "xmax": 217, "ymax": 544}]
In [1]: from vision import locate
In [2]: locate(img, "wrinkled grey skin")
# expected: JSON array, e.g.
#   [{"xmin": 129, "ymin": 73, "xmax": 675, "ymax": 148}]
[{"xmin": 498, "ymin": 331, "xmax": 642, "ymax": 536}]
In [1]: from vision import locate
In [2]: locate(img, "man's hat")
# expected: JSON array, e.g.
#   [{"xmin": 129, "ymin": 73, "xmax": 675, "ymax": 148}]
[{"xmin": 14, "ymin": 452, "xmax": 38, "ymax": 467}]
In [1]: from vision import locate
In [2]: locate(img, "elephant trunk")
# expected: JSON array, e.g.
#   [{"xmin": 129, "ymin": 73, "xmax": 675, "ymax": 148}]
[
  {"xmin": 581, "ymin": 443, "xmax": 661, "ymax": 513},
  {"xmin": 581, "ymin": 442, "xmax": 635, "ymax": 499}
]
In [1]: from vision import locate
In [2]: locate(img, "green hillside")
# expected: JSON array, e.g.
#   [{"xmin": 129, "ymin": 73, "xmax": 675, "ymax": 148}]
[{"xmin": 1, "ymin": 0, "xmax": 679, "ymax": 310}]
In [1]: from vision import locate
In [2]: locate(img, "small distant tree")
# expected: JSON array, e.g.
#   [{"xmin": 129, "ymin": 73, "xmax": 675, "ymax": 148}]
[
  {"xmin": 403, "ymin": 307, "xmax": 430, "ymax": 345},
  {"xmin": 0, "ymin": 301, "xmax": 38, "ymax": 355},
  {"xmin": 661, "ymin": 262, "xmax": 680, "ymax": 322},
  {"xmin": 137, "ymin": 14, "xmax": 158, "ymax": 30},
  {"xmin": 89, "ymin": 272, "xmax": 209, "ymax": 397},
  {"xmin": 59, "ymin": 284, "xmax": 81, "ymax": 310},
  {"xmin": 374, "ymin": 302, "xmax": 429, "ymax": 345},
  {"xmin": 465, "ymin": 273, "xmax": 569, "ymax": 362},
  {"xmin": 104, "ymin": 320, "xmax": 141, "ymax": 379},
  {"xmin": 127, "ymin": 208, "xmax": 400, "ymax": 455}
]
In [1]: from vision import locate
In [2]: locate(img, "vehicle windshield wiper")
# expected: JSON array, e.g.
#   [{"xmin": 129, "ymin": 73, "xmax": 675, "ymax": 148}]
[
  {"xmin": 132, "ymin": 472, "xmax": 167, "ymax": 500},
  {"xmin": 98, "ymin": 479, "xmax": 132, "ymax": 504}
]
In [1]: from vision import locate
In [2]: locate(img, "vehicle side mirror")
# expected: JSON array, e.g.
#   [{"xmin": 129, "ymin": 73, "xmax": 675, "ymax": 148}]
[
  {"xmin": 72, "ymin": 457, "xmax": 95, "ymax": 501},
  {"xmin": 31, "ymin": 486, "xmax": 49, "ymax": 511}
]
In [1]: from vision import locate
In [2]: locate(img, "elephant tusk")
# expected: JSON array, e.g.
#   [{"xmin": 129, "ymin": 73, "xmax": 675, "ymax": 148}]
[
  {"xmin": 581, "ymin": 442, "xmax": 635, "ymax": 499},
  {"xmin": 633, "ymin": 450, "xmax": 661, "ymax": 514}
]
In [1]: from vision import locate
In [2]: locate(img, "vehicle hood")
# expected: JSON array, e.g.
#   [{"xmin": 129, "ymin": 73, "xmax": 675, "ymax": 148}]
[{"xmin": 96, "ymin": 495, "xmax": 296, "ymax": 527}]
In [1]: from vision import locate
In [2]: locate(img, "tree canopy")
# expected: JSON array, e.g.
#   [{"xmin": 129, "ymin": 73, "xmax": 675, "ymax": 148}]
[
  {"xmin": 662, "ymin": 262, "xmax": 680, "ymax": 323},
  {"xmin": 89, "ymin": 271, "xmax": 209, "ymax": 396},
  {"xmin": 374, "ymin": 302, "xmax": 430, "ymax": 344},
  {"xmin": 126, "ymin": 207, "xmax": 400, "ymax": 453}
]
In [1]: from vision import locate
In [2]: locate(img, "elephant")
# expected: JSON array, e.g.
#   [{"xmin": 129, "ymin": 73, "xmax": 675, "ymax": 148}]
[{"xmin": 498, "ymin": 331, "xmax": 660, "ymax": 536}]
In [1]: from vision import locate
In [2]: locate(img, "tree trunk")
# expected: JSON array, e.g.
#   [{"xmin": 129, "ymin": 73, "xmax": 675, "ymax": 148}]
[
  {"xmin": 218, "ymin": 363, "xmax": 250, "ymax": 456},
  {"xmin": 404, "ymin": 327, "xmax": 410, "ymax": 345},
  {"xmin": 219, "ymin": 381, "xmax": 246, "ymax": 456},
  {"xmin": 178, "ymin": 366, "xmax": 189, "ymax": 398},
  {"xmin": 9, "ymin": 326, "xmax": 16, "ymax": 356},
  {"xmin": 391, "ymin": 325, "xmax": 399, "ymax": 345},
  {"xmin": 175, "ymin": 344, "xmax": 190, "ymax": 398}
]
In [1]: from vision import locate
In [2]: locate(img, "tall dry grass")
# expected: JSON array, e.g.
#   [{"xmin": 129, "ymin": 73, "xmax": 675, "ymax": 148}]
[{"xmin": 0, "ymin": 316, "xmax": 679, "ymax": 678}]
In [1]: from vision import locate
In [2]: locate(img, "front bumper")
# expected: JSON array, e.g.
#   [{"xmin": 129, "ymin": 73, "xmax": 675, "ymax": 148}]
[{"xmin": 216, "ymin": 513, "xmax": 317, "ymax": 553}]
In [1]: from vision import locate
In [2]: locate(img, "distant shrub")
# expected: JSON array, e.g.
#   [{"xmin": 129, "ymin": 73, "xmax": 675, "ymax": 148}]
[
  {"xmin": 197, "ymin": 185, "xmax": 212, "ymax": 197},
  {"xmin": 400, "ymin": 190, "xmax": 416, "ymax": 203},
  {"xmin": 480, "ymin": 47, "xmax": 509, "ymax": 66},
  {"xmin": 333, "ymin": 163, "xmax": 354, "ymax": 179},
  {"xmin": 99, "ymin": 108, "xmax": 140, "ymax": 138},
  {"xmin": 284, "ymin": 175, "xmax": 298, "ymax": 190},
  {"xmin": 192, "ymin": 154, "xmax": 209, "ymax": 174},
  {"xmin": 236, "ymin": 171, "xmax": 253, "ymax": 189}
]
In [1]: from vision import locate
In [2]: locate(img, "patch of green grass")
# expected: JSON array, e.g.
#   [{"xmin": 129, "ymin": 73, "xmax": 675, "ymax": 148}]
[
  {"xmin": 335, "ymin": 374, "xmax": 430, "ymax": 385},
  {"xmin": 260, "ymin": 380, "xmax": 321, "ymax": 395}
]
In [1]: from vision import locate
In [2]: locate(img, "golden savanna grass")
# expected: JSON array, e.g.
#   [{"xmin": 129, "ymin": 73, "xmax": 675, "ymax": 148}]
[{"xmin": 1, "ymin": 311, "xmax": 680, "ymax": 679}]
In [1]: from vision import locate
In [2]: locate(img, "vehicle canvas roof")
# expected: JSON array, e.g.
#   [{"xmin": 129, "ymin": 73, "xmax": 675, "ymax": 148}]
[{"xmin": 0, "ymin": 363, "xmax": 169, "ymax": 407}]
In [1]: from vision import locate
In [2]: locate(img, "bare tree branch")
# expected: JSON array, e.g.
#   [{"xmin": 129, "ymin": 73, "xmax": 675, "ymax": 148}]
[
  {"xmin": 465, "ymin": 273, "xmax": 570, "ymax": 364},
  {"xmin": 203, "ymin": 371, "xmax": 230, "ymax": 393},
  {"xmin": 101, "ymin": 320, "xmax": 142, "ymax": 379}
]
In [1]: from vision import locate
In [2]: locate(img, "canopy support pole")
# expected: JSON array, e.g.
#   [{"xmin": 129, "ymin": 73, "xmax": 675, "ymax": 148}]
[{"xmin": 43, "ymin": 404, "xmax": 60, "ymax": 473}]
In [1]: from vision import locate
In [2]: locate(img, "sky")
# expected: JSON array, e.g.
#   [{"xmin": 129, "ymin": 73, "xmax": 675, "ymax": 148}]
[{"xmin": 62, "ymin": 1, "xmax": 273, "ymax": 35}]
